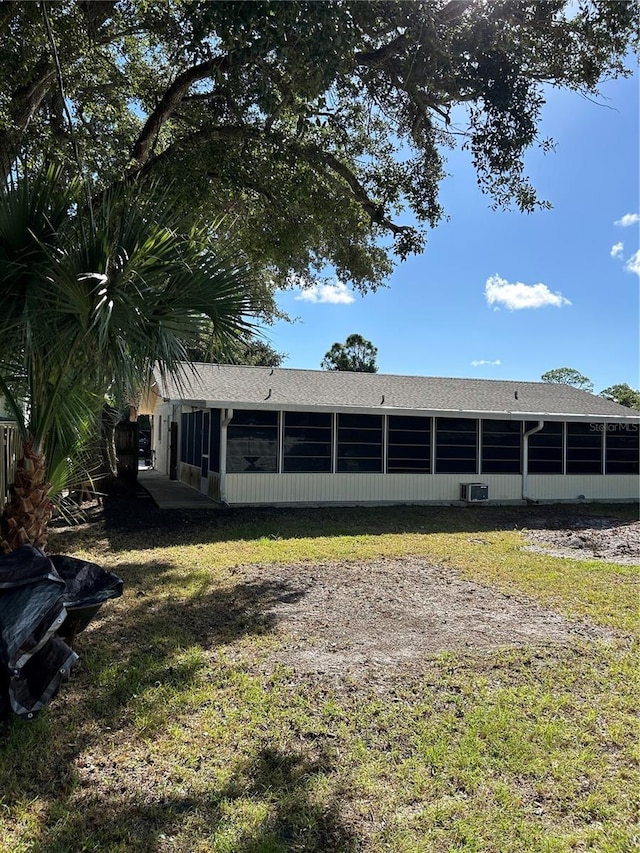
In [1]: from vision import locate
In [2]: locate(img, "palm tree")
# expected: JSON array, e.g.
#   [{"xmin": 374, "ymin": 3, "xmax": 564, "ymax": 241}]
[{"xmin": 0, "ymin": 166, "xmax": 256, "ymax": 553}]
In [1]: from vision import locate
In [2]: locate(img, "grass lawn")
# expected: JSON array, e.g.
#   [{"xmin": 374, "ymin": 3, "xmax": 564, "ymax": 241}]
[{"xmin": 0, "ymin": 501, "xmax": 638, "ymax": 853}]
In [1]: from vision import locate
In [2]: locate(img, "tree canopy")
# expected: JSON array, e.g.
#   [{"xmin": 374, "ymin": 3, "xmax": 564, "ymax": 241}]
[
  {"xmin": 600, "ymin": 383, "xmax": 640, "ymax": 410},
  {"xmin": 1, "ymin": 1, "xmax": 637, "ymax": 296},
  {"xmin": 541, "ymin": 367, "xmax": 594, "ymax": 393},
  {"xmin": 189, "ymin": 336, "xmax": 287, "ymax": 367},
  {"xmin": 229, "ymin": 340, "xmax": 287, "ymax": 368},
  {"xmin": 321, "ymin": 334, "xmax": 378, "ymax": 373}
]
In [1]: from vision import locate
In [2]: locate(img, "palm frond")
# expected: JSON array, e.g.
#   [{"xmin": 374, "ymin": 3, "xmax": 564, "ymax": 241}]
[{"xmin": 0, "ymin": 166, "xmax": 259, "ymax": 517}]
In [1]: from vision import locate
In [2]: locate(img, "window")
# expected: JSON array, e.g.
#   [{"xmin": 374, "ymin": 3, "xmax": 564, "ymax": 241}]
[
  {"xmin": 283, "ymin": 411, "xmax": 332, "ymax": 473},
  {"xmin": 180, "ymin": 410, "xmax": 204, "ymax": 466},
  {"xmin": 337, "ymin": 413, "xmax": 383, "ymax": 473},
  {"xmin": 481, "ymin": 419, "xmax": 522, "ymax": 474},
  {"xmin": 226, "ymin": 409, "xmax": 278, "ymax": 473},
  {"xmin": 387, "ymin": 415, "xmax": 431, "ymax": 473},
  {"xmin": 193, "ymin": 410, "xmax": 203, "ymax": 468},
  {"xmin": 435, "ymin": 417, "xmax": 477, "ymax": 474},
  {"xmin": 566, "ymin": 422, "xmax": 602, "ymax": 474},
  {"xmin": 606, "ymin": 424, "xmax": 639, "ymax": 474},
  {"xmin": 526, "ymin": 421, "xmax": 563, "ymax": 474}
]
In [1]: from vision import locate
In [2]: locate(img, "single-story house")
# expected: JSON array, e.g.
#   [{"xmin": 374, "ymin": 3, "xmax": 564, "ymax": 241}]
[{"xmin": 139, "ymin": 363, "xmax": 640, "ymax": 506}]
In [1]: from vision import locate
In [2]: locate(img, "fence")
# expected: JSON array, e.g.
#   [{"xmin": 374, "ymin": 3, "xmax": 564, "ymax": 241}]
[{"xmin": 0, "ymin": 421, "xmax": 19, "ymax": 511}]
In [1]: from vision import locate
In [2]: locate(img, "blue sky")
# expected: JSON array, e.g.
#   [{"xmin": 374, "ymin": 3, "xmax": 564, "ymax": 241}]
[{"xmin": 265, "ymin": 68, "xmax": 639, "ymax": 394}]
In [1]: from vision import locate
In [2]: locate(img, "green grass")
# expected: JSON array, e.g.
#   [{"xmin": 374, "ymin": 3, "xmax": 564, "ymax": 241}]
[{"xmin": 0, "ymin": 503, "xmax": 638, "ymax": 852}]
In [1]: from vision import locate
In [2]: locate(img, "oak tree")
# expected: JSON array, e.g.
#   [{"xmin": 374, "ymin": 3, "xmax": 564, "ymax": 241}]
[{"xmin": 0, "ymin": 1, "xmax": 637, "ymax": 297}]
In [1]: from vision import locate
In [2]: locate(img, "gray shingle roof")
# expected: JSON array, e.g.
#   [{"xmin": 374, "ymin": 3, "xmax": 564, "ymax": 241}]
[{"xmin": 152, "ymin": 363, "xmax": 639, "ymax": 422}]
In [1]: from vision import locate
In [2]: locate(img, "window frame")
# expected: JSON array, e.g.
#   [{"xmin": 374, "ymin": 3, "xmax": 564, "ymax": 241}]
[
  {"xmin": 226, "ymin": 409, "xmax": 279, "ymax": 473},
  {"xmin": 434, "ymin": 417, "xmax": 478, "ymax": 475},
  {"xmin": 282, "ymin": 410, "xmax": 333, "ymax": 473},
  {"xmin": 565, "ymin": 422, "xmax": 603, "ymax": 475},
  {"xmin": 387, "ymin": 414, "xmax": 432, "ymax": 474},
  {"xmin": 480, "ymin": 419, "xmax": 523, "ymax": 475},
  {"xmin": 336, "ymin": 412, "xmax": 384, "ymax": 473}
]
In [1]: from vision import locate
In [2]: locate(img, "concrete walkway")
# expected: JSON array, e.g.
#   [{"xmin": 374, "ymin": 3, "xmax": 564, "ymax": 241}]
[{"xmin": 137, "ymin": 468, "xmax": 219, "ymax": 509}]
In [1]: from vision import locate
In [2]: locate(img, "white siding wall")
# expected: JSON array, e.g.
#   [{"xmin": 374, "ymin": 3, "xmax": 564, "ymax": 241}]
[
  {"xmin": 208, "ymin": 472, "xmax": 221, "ymax": 501},
  {"xmin": 151, "ymin": 402, "xmax": 174, "ymax": 475},
  {"xmin": 220, "ymin": 472, "xmax": 638, "ymax": 505},
  {"xmin": 224, "ymin": 473, "xmax": 525, "ymax": 505},
  {"xmin": 175, "ymin": 466, "xmax": 638, "ymax": 506},
  {"xmin": 528, "ymin": 475, "xmax": 639, "ymax": 502},
  {"xmin": 180, "ymin": 462, "xmax": 200, "ymax": 490}
]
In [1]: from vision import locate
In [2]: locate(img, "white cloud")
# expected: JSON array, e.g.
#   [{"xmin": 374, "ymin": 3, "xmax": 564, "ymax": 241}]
[
  {"xmin": 484, "ymin": 274, "xmax": 571, "ymax": 310},
  {"xmin": 294, "ymin": 279, "xmax": 355, "ymax": 304},
  {"xmin": 614, "ymin": 213, "xmax": 640, "ymax": 228},
  {"xmin": 625, "ymin": 249, "xmax": 640, "ymax": 276},
  {"xmin": 610, "ymin": 241, "xmax": 624, "ymax": 259},
  {"xmin": 471, "ymin": 359, "xmax": 501, "ymax": 367}
]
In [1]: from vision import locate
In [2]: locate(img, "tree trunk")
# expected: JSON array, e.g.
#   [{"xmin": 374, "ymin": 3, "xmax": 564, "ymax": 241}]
[
  {"xmin": 0, "ymin": 439, "xmax": 52, "ymax": 554},
  {"xmin": 100, "ymin": 405, "xmax": 120, "ymax": 482},
  {"xmin": 114, "ymin": 421, "xmax": 139, "ymax": 485}
]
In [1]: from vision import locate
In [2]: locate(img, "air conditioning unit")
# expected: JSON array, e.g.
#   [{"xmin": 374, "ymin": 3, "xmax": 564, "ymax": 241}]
[{"xmin": 461, "ymin": 482, "xmax": 489, "ymax": 503}]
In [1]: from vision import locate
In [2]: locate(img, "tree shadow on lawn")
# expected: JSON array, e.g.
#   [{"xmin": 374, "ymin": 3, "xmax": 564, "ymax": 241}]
[
  {"xmin": 76, "ymin": 566, "xmax": 312, "ymax": 716},
  {"xmin": 98, "ymin": 487, "xmax": 638, "ymax": 554},
  {"xmin": 0, "ymin": 568, "xmax": 316, "ymax": 820},
  {"xmin": 29, "ymin": 745, "xmax": 359, "ymax": 853}
]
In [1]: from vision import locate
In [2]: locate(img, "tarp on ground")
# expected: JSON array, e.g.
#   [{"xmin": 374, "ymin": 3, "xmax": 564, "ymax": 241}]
[{"xmin": 0, "ymin": 545, "xmax": 123, "ymax": 719}]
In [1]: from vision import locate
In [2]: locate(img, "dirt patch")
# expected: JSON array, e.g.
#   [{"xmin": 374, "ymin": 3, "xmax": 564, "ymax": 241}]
[
  {"xmin": 522, "ymin": 517, "xmax": 640, "ymax": 565},
  {"xmin": 52, "ymin": 498, "xmax": 636, "ymax": 686},
  {"xmin": 231, "ymin": 556, "xmax": 610, "ymax": 684}
]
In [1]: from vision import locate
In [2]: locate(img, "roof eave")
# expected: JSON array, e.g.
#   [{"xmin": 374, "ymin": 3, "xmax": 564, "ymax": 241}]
[{"xmin": 168, "ymin": 398, "xmax": 640, "ymax": 423}]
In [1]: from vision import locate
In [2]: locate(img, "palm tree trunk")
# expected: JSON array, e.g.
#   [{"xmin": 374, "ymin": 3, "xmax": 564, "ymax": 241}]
[{"xmin": 0, "ymin": 439, "xmax": 52, "ymax": 554}]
